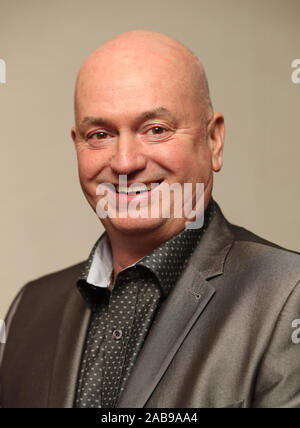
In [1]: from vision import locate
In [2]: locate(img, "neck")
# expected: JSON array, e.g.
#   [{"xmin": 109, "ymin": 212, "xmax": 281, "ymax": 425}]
[
  {"xmin": 107, "ymin": 221, "xmax": 185, "ymax": 281},
  {"xmin": 106, "ymin": 195, "xmax": 213, "ymax": 281}
]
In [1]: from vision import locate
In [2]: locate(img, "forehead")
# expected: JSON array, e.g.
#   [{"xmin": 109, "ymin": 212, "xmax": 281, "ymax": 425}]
[{"xmin": 75, "ymin": 50, "xmax": 198, "ymax": 121}]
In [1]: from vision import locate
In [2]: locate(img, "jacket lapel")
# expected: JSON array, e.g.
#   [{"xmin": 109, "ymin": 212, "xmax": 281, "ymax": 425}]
[
  {"xmin": 117, "ymin": 203, "xmax": 234, "ymax": 408},
  {"xmin": 46, "ymin": 286, "xmax": 91, "ymax": 408},
  {"xmin": 117, "ymin": 269, "xmax": 216, "ymax": 408}
]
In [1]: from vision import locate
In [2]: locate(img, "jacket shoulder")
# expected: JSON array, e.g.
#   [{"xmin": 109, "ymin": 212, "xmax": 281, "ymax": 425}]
[
  {"xmin": 210, "ymin": 202, "xmax": 300, "ymax": 287},
  {"xmin": 225, "ymin": 221, "xmax": 300, "ymax": 288},
  {"xmin": 3, "ymin": 260, "xmax": 86, "ymax": 330},
  {"xmin": 3, "ymin": 260, "xmax": 87, "ymax": 336},
  {"xmin": 228, "ymin": 222, "xmax": 300, "ymax": 255},
  {"xmin": 23, "ymin": 260, "xmax": 86, "ymax": 296}
]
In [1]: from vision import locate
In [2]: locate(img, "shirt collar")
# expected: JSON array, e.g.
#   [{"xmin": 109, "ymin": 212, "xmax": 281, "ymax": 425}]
[{"xmin": 87, "ymin": 233, "xmax": 113, "ymax": 288}]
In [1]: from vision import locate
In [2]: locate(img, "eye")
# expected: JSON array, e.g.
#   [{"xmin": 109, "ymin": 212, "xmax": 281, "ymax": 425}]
[
  {"xmin": 89, "ymin": 131, "xmax": 109, "ymax": 140},
  {"xmin": 142, "ymin": 124, "xmax": 173, "ymax": 143},
  {"xmin": 147, "ymin": 126, "xmax": 166, "ymax": 135}
]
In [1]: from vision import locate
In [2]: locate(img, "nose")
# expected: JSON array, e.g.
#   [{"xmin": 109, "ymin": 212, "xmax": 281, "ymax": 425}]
[{"xmin": 110, "ymin": 132, "xmax": 147, "ymax": 175}]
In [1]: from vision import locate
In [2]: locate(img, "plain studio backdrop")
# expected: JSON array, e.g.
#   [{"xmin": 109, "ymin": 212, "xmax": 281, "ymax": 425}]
[{"xmin": 0, "ymin": 0, "xmax": 299, "ymax": 318}]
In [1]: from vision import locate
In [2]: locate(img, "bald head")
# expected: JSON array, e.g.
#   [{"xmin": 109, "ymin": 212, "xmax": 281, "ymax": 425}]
[{"xmin": 74, "ymin": 30, "xmax": 213, "ymax": 124}]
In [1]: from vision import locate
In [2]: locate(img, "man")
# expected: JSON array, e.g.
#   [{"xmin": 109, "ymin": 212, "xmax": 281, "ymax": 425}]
[{"xmin": 0, "ymin": 30, "xmax": 299, "ymax": 408}]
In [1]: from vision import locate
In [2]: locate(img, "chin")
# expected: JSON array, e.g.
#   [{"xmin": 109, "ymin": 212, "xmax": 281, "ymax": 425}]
[{"xmin": 105, "ymin": 216, "xmax": 169, "ymax": 236}]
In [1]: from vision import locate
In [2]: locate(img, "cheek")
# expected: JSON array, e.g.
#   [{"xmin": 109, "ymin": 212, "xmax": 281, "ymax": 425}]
[
  {"xmin": 153, "ymin": 143, "xmax": 192, "ymax": 169},
  {"xmin": 154, "ymin": 143, "xmax": 211, "ymax": 183},
  {"xmin": 77, "ymin": 149, "xmax": 105, "ymax": 181}
]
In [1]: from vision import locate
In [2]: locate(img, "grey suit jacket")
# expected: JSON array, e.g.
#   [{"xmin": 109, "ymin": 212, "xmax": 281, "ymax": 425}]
[{"xmin": 1, "ymin": 203, "xmax": 300, "ymax": 408}]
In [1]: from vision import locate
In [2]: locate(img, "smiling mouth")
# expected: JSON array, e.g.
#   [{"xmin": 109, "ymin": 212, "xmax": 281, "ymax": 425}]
[{"xmin": 116, "ymin": 181, "xmax": 162, "ymax": 195}]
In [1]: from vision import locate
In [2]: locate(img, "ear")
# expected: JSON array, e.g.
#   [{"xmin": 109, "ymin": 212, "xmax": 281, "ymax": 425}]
[
  {"xmin": 71, "ymin": 126, "xmax": 77, "ymax": 147},
  {"xmin": 207, "ymin": 113, "xmax": 225, "ymax": 172}
]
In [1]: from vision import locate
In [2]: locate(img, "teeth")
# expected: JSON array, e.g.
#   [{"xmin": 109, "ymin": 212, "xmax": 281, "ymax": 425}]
[
  {"xmin": 116, "ymin": 183, "xmax": 159, "ymax": 194},
  {"xmin": 117, "ymin": 185, "xmax": 148, "ymax": 194}
]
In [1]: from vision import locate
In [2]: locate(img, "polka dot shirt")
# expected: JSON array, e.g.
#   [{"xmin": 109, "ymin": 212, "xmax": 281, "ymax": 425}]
[{"xmin": 75, "ymin": 200, "xmax": 215, "ymax": 408}]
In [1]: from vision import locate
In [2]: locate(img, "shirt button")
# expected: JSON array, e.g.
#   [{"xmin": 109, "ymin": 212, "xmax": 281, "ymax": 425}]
[{"xmin": 112, "ymin": 329, "xmax": 123, "ymax": 340}]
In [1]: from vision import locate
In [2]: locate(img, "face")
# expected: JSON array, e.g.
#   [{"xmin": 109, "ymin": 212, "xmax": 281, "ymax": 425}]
[{"xmin": 72, "ymin": 50, "xmax": 224, "ymax": 241}]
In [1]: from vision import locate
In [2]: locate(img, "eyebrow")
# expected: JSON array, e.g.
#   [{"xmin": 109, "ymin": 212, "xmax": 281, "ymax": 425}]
[
  {"xmin": 138, "ymin": 107, "xmax": 176, "ymax": 122},
  {"xmin": 79, "ymin": 107, "xmax": 177, "ymax": 131}
]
